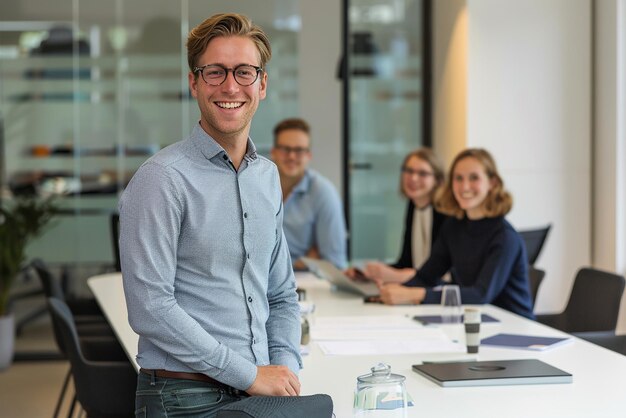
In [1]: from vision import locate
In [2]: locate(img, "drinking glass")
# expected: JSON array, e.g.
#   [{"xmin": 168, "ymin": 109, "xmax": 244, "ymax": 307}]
[{"xmin": 441, "ymin": 284, "xmax": 462, "ymax": 324}]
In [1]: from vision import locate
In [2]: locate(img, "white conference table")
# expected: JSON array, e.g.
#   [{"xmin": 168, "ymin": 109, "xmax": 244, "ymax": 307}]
[{"xmin": 88, "ymin": 272, "xmax": 626, "ymax": 418}]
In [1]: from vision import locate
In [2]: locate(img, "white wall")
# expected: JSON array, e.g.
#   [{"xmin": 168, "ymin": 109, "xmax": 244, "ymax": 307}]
[
  {"xmin": 299, "ymin": 0, "xmax": 343, "ymax": 193},
  {"xmin": 467, "ymin": 0, "xmax": 592, "ymax": 313},
  {"xmin": 433, "ymin": 0, "xmax": 593, "ymax": 314},
  {"xmin": 432, "ymin": 0, "xmax": 467, "ymax": 167}
]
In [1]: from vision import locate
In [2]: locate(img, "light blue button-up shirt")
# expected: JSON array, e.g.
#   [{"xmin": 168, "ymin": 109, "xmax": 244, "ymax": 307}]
[
  {"xmin": 119, "ymin": 124, "xmax": 302, "ymax": 391},
  {"xmin": 283, "ymin": 169, "xmax": 347, "ymax": 269}
]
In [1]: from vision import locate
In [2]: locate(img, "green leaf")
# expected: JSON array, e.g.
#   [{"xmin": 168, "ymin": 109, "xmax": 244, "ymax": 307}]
[{"xmin": 0, "ymin": 195, "xmax": 57, "ymax": 316}]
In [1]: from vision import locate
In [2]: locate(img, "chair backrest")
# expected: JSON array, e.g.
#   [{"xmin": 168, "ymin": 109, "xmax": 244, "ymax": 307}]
[
  {"xmin": 528, "ymin": 266, "xmax": 545, "ymax": 308},
  {"xmin": 563, "ymin": 267, "xmax": 626, "ymax": 332},
  {"xmin": 111, "ymin": 213, "xmax": 121, "ymax": 272},
  {"xmin": 31, "ymin": 258, "xmax": 65, "ymax": 300},
  {"xmin": 47, "ymin": 297, "xmax": 136, "ymax": 418},
  {"xmin": 519, "ymin": 225, "xmax": 551, "ymax": 265},
  {"xmin": 575, "ymin": 331, "xmax": 626, "ymax": 356},
  {"xmin": 47, "ymin": 297, "xmax": 81, "ymax": 359}
]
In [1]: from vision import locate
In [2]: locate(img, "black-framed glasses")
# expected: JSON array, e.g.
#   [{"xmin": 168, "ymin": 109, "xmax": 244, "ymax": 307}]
[
  {"xmin": 401, "ymin": 167, "xmax": 434, "ymax": 178},
  {"xmin": 193, "ymin": 64, "xmax": 263, "ymax": 86},
  {"xmin": 274, "ymin": 145, "xmax": 310, "ymax": 157}
]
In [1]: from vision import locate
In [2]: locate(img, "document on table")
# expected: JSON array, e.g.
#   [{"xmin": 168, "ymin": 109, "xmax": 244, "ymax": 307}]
[
  {"xmin": 312, "ymin": 315, "xmax": 465, "ymax": 355},
  {"xmin": 312, "ymin": 315, "xmax": 419, "ymax": 339},
  {"xmin": 480, "ymin": 333, "xmax": 574, "ymax": 351}
]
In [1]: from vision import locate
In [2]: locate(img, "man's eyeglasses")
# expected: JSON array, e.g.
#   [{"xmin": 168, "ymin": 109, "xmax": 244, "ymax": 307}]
[
  {"xmin": 401, "ymin": 167, "xmax": 434, "ymax": 178},
  {"xmin": 274, "ymin": 145, "xmax": 310, "ymax": 157},
  {"xmin": 193, "ymin": 64, "xmax": 263, "ymax": 86}
]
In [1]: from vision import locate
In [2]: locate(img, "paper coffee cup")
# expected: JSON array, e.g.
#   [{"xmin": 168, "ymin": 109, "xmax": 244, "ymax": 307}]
[{"xmin": 464, "ymin": 308, "xmax": 481, "ymax": 353}]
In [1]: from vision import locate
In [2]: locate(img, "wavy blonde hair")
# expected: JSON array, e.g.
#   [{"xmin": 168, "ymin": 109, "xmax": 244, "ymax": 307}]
[
  {"xmin": 399, "ymin": 148, "xmax": 445, "ymax": 200},
  {"xmin": 435, "ymin": 148, "xmax": 512, "ymax": 219},
  {"xmin": 186, "ymin": 13, "xmax": 271, "ymax": 73}
]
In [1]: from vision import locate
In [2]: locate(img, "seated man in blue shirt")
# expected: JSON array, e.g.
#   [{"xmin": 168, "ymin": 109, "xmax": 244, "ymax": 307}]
[{"xmin": 271, "ymin": 118, "xmax": 347, "ymax": 270}]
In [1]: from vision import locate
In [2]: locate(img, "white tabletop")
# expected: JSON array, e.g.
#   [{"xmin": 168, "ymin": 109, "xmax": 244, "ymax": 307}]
[{"xmin": 89, "ymin": 272, "xmax": 626, "ymax": 418}]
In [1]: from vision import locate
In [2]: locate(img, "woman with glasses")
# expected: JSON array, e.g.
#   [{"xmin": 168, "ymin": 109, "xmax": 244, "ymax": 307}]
[
  {"xmin": 348, "ymin": 148, "xmax": 447, "ymax": 284},
  {"xmin": 376, "ymin": 148, "xmax": 534, "ymax": 319}
]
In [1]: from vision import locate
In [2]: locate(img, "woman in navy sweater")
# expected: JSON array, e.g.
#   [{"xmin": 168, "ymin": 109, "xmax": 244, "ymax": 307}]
[
  {"xmin": 378, "ymin": 148, "xmax": 534, "ymax": 319},
  {"xmin": 357, "ymin": 148, "xmax": 448, "ymax": 283}
]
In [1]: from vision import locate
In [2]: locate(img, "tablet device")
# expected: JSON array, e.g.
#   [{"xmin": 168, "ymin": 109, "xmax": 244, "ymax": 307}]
[
  {"xmin": 301, "ymin": 257, "xmax": 379, "ymax": 297},
  {"xmin": 412, "ymin": 359, "xmax": 572, "ymax": 387}
]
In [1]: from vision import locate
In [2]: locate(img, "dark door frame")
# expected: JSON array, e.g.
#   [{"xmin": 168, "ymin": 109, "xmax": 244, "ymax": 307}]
[{"xmin": 340, "ymin": 0, "xmax": 433, "ymax": 255}]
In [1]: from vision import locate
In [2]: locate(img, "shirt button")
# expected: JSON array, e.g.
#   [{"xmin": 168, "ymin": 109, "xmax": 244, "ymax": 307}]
[
  {"xmin": 248, "ymin": 296, "xmax": 253, "ymax": 303},
  {"xmin": 252, "ymin": 338, "xmax": 256, "ymax": 344},
  {"xmin": 222, "ymin": 154, "xmax": 228, "ymax": 160},
  {"xmin": 243, "ymin": 212, "xmax": 248, "ymax": 218},
  {"xmin": 247, "ymin": 253, "xmax": 251, "ymax": 259}
]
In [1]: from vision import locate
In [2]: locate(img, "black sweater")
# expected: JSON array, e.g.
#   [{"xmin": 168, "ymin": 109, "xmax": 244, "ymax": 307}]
[
  {"xmin": 390, "ymin": 201, "xmax": 448, "ymax": 269},
  {"xmin": 405, "ymin": 216, "xmax": 534, "ymax": 319}
]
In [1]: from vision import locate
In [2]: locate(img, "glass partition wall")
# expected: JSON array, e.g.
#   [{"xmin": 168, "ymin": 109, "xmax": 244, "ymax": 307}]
[
  {"xmin": 343, "ymin": 0, "xmax": 431, "ymax": 261},
  {"xmin": 0, "ymin": 0, "xmax": 300, "ymax": 279},
  {"xmin": 1, "ymin": 0, "xmax": 430, "ymax": 281}
]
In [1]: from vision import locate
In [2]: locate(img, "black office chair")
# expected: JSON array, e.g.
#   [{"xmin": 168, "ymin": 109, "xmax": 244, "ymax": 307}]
[
  {"xmin": 31, "ymin": 258, "xmax": 109, "ymax": 323},
  {"xmin": 519, "ymin": 224, "xmax": 551, "ymax": 265},
  {"xmin": 48, "ymin": 297, "xmax": 136, "ymax": 418},
  {"xmin": 575, "ymin": 331, "xmax": 626, "ymax": 356},
  {"xmin": 32, "ymin": 259, "xmax": 117, "ymax": 418},
  {"xmin": 9, "ymin": 266, "xmax": 48, "ymax": 337},
  {"xmin": 528, "ymin": 265, "xmax": 545, "ymax": 309},
  {"xmin": 536, "ymin": 267, "xmax": 625, "ymax": 333},
  {"xmin": 111, "ymin": 213, "xmax": 121, "ymax": 272}
]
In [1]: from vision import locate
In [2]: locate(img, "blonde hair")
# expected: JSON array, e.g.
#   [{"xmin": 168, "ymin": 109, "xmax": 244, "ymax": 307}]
[
  {"xmin": 186, "ymin": 13, "xmax": 271, "ymax": 72},
  {"xmin": 435, "ymin": 148, "xmax": 512, "ymax": 219},
  {"xmin": 400, "ymin": 148, "xmax": 445, "ymax": 200}
]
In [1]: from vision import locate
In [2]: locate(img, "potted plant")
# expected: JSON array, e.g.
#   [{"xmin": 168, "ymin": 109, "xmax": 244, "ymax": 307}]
[{"xmin": 0, "ymin": 194, "xmax": 56, "ymax": 370}]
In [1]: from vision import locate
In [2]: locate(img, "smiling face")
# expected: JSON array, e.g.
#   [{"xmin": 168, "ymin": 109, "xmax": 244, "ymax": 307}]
[
  {"xmin": 271, "ymin": 128, "xmax": 311, "ymax": 180},
  {"xmin": 188, "ymin": 36, "xmax": 267, "ymax": 145},
  {"xmin": 401, "ymin": 156, "xmax": 437, "ymax": 207},
  {"xmin": 452, "ymin": 156, "xmax": 495, "ymax": 219}
]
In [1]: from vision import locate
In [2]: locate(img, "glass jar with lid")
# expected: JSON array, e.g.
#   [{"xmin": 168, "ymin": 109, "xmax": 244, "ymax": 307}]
[{"xmin": 353, "ymin": 363, "xmax": 408, "ymax": 417}]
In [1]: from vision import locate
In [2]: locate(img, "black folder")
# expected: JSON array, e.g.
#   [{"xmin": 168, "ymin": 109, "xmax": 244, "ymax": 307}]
[{"xmin": 412, "ymin": 359, "xmax": 572, "ymax": 387}]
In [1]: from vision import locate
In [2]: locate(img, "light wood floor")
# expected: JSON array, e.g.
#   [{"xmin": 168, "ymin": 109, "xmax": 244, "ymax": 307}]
[{"xmin": 0, "ymin": 310, "xmax": 74, "ymax": 418}]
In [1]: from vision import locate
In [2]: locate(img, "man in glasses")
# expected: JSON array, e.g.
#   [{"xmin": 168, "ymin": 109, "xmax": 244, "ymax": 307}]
[
  {"xmin": 271, "ymin": 118, "xmax": 347, "ymax": 270},
  {"xmin": 119, "ymin": 13, "xmax": 302, "ymax": 416}
]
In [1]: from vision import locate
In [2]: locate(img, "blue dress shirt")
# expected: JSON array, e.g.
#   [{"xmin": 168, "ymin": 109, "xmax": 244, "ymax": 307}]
[
  {"xmin": 283, "ymin": 169, "xmax": 347, "ymax": 269},
  {"xmin": 119, "ymin": 124, "xmax": 302, "ymax": 391}
]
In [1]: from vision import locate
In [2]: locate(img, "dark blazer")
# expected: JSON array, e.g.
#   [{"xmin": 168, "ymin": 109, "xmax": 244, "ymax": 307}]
[{"xmin": 390, "ymin": 201, "xmax": 448, "ymax": 269}]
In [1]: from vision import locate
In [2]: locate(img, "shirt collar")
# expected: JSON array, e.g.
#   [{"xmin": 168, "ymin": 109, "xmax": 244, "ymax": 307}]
[
  {"xmin": 292, "ymin": 169, "xmax": 312, "ymax": 195},
  {"xmin": 190, "ymin": 122, "xmax": 258, "ymax": 163}
]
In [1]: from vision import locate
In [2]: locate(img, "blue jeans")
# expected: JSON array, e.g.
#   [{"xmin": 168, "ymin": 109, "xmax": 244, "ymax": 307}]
[{"xmin": 134, "ymin": 372, "xmax": 248, "ymax": 418}]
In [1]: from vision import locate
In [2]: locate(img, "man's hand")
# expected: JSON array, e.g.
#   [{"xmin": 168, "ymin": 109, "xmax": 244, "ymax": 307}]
[
  {"xmin": 378, "ymin": 283, "xmax": 426, "ymax": 305},
  {"xmin": 246, "ymin": 365, "xmax": 301, "ymax": 396}
]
